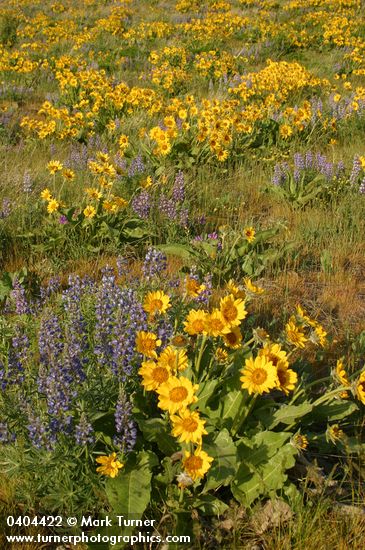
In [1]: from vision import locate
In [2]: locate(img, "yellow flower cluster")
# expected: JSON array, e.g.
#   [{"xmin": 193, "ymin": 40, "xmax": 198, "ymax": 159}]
[
  {"xmin": 285, "ymin": 305, "xmax": 328, "ymax": 349},
  {"xmin": 136, "ymin": 326, "xmax": 213, "ymax": 483}
]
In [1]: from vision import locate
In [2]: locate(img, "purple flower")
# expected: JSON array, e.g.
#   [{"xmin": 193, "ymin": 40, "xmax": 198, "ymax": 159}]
[
  {"xmin": 10, "ymin": 278, "xmax": 30, "ymax": 315},
  {"xmin": 159, "ymin": 194, "xmax": 176, "ymax": 219},
  {"xmin": 132, "ymin": 190, "xmax": 151, "ymax": 219},
  {"xmin": 272, "ymin": 163, "xmax": 286, "ymax": 186},
  {"xmin": 128, "ymin": 155, "xmax": 145, "ymax": 176},
  {"xmin": 114, "ymin": 152, "xmax": 127, "ymax": 172},
  {"xmin": 142, "ymin": 247, "xmax": 167, "ymax": 280},
  {"xmin": 37, "ymin": 312, "xmax": 80, "ymax": 441},
  {"xmin": 350, "ymin": 156, "xmax": 361, "ymax": 186},
  {"xmin": 359, "ymin": 176, "xmax": 365, "ymax": 194},
  {"xmin": 59, "ymin": 214, "xmax": 68, "ymax": 225},
  {"xmin": 110, "ymin": 288, "xmax": 147, "ymax": 379},
  {"xmin": 40, "ymin": 276, "xmax": 61, "ymax": 304},
  {"xmin": 172, "ymin": 170, "xmax": 185, "ymax": 202},
  {"xmin": 305, "ymin": 150, "xmax": 314, "ymax": 169},
  {"xmin": 0, "ymin": 422, "xmax": 15, "ymax": 444},
  {"xmin": 69, "ymin": 144, "xmax": 88, "ymax": 169},
  {"xmin": 196, "ymin": 273, "xmax": 213, "ymax": 307},
  {"xmin": 0, "ymin": 328, "xmax": 28, "ymax": 390},
  {"xmin": 27, "ymin": 409, "xmax": 51, "ymax": 450},
  {"xmin": 114, "ymin": 391, "xmax": 137, "ymax": 454},
  {"xmin": 294, "ymin": 153, "xmax": 304, "ymax": 171},
  {"xmin": 23, "ymin": 171, "xmax": 32, "ymax": 193},
  {"xmin": 0, "ymin": 198, "xmax": 11, "ymax": 219},
  {"xmin": 75, "ymin": 414, "xmax": 94, "ymax": 446},
  {"xmin": 179, "ymin": 207, "xmax": 189, "ymax": 228}
]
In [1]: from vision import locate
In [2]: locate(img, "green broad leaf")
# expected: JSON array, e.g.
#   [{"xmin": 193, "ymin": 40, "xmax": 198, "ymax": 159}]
[
  {"xmin": 231, "ymin": 464, "xmax": 262, "ymax": 507},
  {"xmin": 154, "ymin": 457, "xmax": 175, "ymax": 485},
  {"xmin": 209, "ymin": 387, "xmax": 248, "ymax": 430},
  {"xmin": 173, "ymin": 511, "xmax": 193, "ymax": 542},
  {"xmin": 203, "ymin": 429, "xmax": 237, "ymax": 492},
  {"xmin": 254, "ymin": 227, "xmax": 280, "ymax": 242},
  {"xmin": 139, "ymin": 417, "xmax": 179, "ymax": 455},
  {"xmin": 288, "ymin": 173, "xmax": 298, "ymax": 196},
  {"xmin": 105, "ymin": 450, "xmax": 156, "ymax": 524},
  {"xmin": 235, "ymin": 431, "xmax": 292, "ymax": 475},
  {"xmin": 311, "ymin": 400, "xmax": 358, "ymax": 422},
  {"xmin": 283, "ymin": 481, "xmax": 303, "ymax": 509},
  {"xmin": 195, "ymin": 378, "xmax": 220, "ymax": 410},
  {"xmin": 232, "ymin": 441, "xmax": 297, "ymax": 507},
  {"xmin": 64, "ymin": 207, "xmax": 76, "ymax": 222},
  {"xmin": 194, "ymin": 494, "xmax": 228, "ymax": 516},
  {"xmin": 267, "ymin": 402, "xmax": 313, "ymax": 429},
  {"xmin": 123, "ymin": 226, "xmax": 148, "ymax": 239},
  {"xmin": 0, "ymin": 280, "xmax": 12, "ymax": 301},
  {"xmin": 92, "ymin": 412, "xmax": 116, "ymax": 437},
  {"xmin": 157, "ymin": 243, "xmax": 193, "ymax": 260}
]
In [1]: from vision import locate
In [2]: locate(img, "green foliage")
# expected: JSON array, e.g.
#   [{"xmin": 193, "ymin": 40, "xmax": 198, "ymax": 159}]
[
  {"xmin": 0, "ymin": 14, "xmax": 18, "ymax": 46},
  {"xmin": 232, "ymin": 432, "xmax": 297, "ymax": 507},
  {"xmin": 105, "ymin": 451, "xmax": 157, "ymax": 524},
  {"xmin": 158, "ymin": 223, "xmax": 291, "ymax": 283}
]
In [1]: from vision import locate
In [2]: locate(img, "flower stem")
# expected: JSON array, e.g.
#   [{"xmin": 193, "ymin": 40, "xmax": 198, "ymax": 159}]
[
  {"xmin": 231, "ymin": 393, "xmax": 257, "ymax": 437},
  {"xmin": 196, "ymin": 334, "xmax": 207, "ymax": 379}
]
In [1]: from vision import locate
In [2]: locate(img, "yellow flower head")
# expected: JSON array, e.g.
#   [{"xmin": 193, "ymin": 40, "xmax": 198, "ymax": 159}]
[
  {"xmin": 216, "ymin": 148, "xmax": 229, "ymax": 162},
  {"xmin": 96, "ymin": 452, "xmax": 124, "ymax": 478},
  {"xmin": 143, "ymin": 290, "xmax": 171, "ymax": 317},
  {"xmin": 244, "ymin": 278, "xmax": 264, "ymax": 295},
  {"xmin": 359, "ymin": 156, "xmax": 365, "ymax": 169},
  {"xmin": 171, "ymin": 409, "xmax": 207, "ymax": 444},
  {"xmin": 96, "ymin": 152, "xmax": 110, "ymax": 163},
  {"xmin": 170, "ymin": 334, "xmax": 189, "ymax": 348},
  {"xmin": 204, "ymin": 309, "xmax": 228, "ymax": 337},
  {"xmin": 83, "ymin": 205, "xmax": 97, "ymax": 218},
  {"xmin": 215, "ymin": 347, "xmax": 228, "ymax": 363},
  {"xmin": 47, "ymin": 160, "xmax": 63, "ymax": 174},
  {"xmin": 334, "ymin": 359, "xmax": 350, "ymax": 386},
  {"xmin": 139, "ymin": 360, "xmax": 170, "ymax": 391},
  {"xmin": 222, "ymin": 326, "xmax": 242, "ymax": 349},
  {"xmin": 41, "ymin": 188, "xmax": 52, "ymax": 201},
  {"xmin": 182, "ymin": 448, "xmax": 214, "ymax": 481},
  {"xmin": 111, "ymin": 196, "xmax": 128, "ymax": 208},
  {"xmin": 157, "ymin": 376, "xmax": 198, "ymax": 414},
  {"xmin": 240, "ymin": 355, "xmax": 278, "ymax": 395},
  {"xmin": 141, "ymin": 176, "xmax": 153, "ymax": 189},
  {"xmin": 326, "ymin": 424, "xmax": 344, "ymax": 444},
  {"xmin": 47, "ymin": 199, "xmax": 59, "ymax": 213},
  {"xmin": 276, "ymin": 365, "xmax": 298, "ymax": 395},
  {"xmin": 279, "ymin": 124, "xmax": 293, "ymax": 139},
  {"xmin": 226, "ymin": 279, "xmax": 245, "ymax": 300},
  {"xmin": 136, "ymin": 331, "xmax": 162, "ymax": 359},
  {"xmin": 119, "ymin": 134, "xmax": 129, "ymax": 149},
  {"xmin": 252, "ymin": 327, "xmax": 270, "ymax": 345},
  {"xmin": 185, "ymin": 276, "xmax": 205, "ymax": 297},
  {"xmin": 291, "ymin": 433, "xmax": 308, "ymax": 451},
  {"xmin": 285, "ymin": 318, "xmax": 307, "ymax": 348},
  {"xmin": 62, "ymin": 168, "xmax": 75, "ymax": 181},
  {"xmin": 85, "ymin": 187, "xmax": 102, "ymax": 200},
  {"xmin": 220, "ymin": 294, "xmax": 247, "ymax": 327},
  {"xmin": 310, "ymin": 325, "xmax": 327, "ymax": 347},
  {"xmin": 258, "ymin": 343, "xmax": 289, "ymax": 370},
  {"xmin": 183, "ymin": 309, "xmax": 208, "ymax": 336},
  {"xmin": 244, "ymin": 227, "xmax": 255, "ymax": 243},
  {"xmin": 158, "ymin": 346, "xmax": 188, "ymax": 372}
]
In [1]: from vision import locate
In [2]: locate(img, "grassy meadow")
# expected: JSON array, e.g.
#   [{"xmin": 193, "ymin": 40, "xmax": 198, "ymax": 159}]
[{"xmin": 0, "ymin": 0, "xmax": 365, "ymax": 548}]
